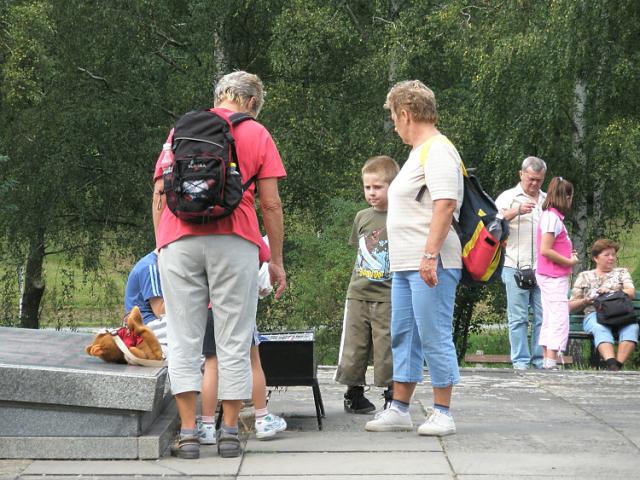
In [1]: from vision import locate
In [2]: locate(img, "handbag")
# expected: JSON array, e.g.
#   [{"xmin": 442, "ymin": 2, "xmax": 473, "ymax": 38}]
[
  {"xmin": 514, "ymin": 267, "xmax": 537, "ymax": 290},
  {"xmin": 513, "ymin": 206, "xmax": 536, "ymax": 290},
  {"xmin": 594, "ymin": 290, "xmax": 637, "ymax": 328}
]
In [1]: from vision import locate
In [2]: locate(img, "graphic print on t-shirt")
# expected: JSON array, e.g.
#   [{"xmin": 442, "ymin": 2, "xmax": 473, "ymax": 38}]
[{"xmin": 354, "ymin": 228, "xmax": 390, "ymax": 282}]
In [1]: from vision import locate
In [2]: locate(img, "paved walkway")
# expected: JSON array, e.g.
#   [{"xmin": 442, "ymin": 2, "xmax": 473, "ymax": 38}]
[{"xmin": 2, "ymin": 366, "xmax": 640, "ymax": 479}]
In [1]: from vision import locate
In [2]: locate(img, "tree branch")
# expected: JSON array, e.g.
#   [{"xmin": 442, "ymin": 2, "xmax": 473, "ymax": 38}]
[
  {"xmin": 342, "ymin": 2, "xmax": 365, "ymax": 37},
  {"xmin": 76, "ymin": 67, "xmax": 112, "ymax": 90},
  {"xmin": 153, "ymin": 50, "xmax": 187, "ymax": 74},
  {"xmin": 155, "ymin": 29, "xmax": 188, "ymax": 48},
  {"xmin": 76, "ymin": 66, "xmax": 177, "ymax": 119},
  {"xmin": 53, "ymin": 213, "xmax": 143, "ymax": 230},
  {"xmin": 372, "ymin": 16, "xmax": 394, "ymax": 25}
]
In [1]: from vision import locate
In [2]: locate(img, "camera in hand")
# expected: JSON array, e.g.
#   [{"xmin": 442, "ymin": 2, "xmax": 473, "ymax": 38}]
[{"xmin": 514, "ymin": 266, "xmax": 536, "ymax": 290}]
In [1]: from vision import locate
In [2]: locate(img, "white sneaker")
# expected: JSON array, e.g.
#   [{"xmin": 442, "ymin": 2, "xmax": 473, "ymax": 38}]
[
  {"xmin": 365, "ymin": 407, "xmax": 413, "ymax": 432},
  {"xmin": 198, "ymin": 422, "xmax": 217, "ymax": 445},
  {"xmin": 417, "ymin": 409, "xmax": 456, "ymax": 436},
  {"xmin": 255, "ymin": 414, "xmax": 287, "ymax": 440}
]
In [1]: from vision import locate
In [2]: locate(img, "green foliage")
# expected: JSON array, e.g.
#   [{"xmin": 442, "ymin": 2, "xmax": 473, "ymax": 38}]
[
  {"xmin": 1, "ymin": 0, "xmax": 639, "ymax": 358},
  {"xmin": 258, "ymin": 198, "xmax": 362, "ymax": 364},
  {"xmin": 0, "ymin": 254, "xmax": 20, "ymax": 327},
  {"xmin": 267, "ymin": 1, "xmax": 405, "ymax": 216}
]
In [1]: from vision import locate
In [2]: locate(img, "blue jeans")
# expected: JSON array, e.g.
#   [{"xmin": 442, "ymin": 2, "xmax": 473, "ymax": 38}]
[
  {"xmin": 583, "ymin": 312, "xmax": 639, "ymax": 347},
  {"xmin": 501, "ymin": 266, "xmax": 543, "ymax": 369},
  {"xmin": 391, "ymin": 266, "xmax": 461, "ymax": 388}
]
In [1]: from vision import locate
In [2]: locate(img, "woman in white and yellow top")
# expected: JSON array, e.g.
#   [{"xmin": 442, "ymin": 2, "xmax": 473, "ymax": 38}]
[{"xmin": 365, "ymin": 80, "xmax": 463, "ymax": 437}]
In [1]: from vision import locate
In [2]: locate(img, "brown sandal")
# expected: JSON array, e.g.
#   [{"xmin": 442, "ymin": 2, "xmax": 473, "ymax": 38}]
[
  {"xmin": 217, "ymin": 430, "xmax": 241, "ymax": 458},
  {"xmin": 170, "ymin": 434, "xmax": 200, "ymax": 459}
]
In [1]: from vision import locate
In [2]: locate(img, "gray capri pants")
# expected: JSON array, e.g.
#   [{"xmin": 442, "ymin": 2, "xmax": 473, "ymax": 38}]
[{"xmin": 158, "ymin": 234, "xmax": 258, "ymax": 399}]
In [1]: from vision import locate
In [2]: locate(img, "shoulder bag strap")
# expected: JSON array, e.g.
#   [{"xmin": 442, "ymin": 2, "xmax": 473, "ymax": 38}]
[
  {"xmin": 516, "ymin": 207, "xmax": 521, "ymax": 269},
  {"xmin": 530, "ymin": 210, "xmax": 534, "ymax": 269}
]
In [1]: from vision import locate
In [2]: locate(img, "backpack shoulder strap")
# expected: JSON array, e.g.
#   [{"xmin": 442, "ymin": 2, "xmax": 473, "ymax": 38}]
[
  {"xmin": 227, "ymin": 112, "xmax": 257, "ymax": 191},
  {"xmin": 414, "ymin": 135, "xmax": 466, "ymax": 202},
  {"xmin": 229, "ymin": 112, "xmax": 254, "ymax": 126}
]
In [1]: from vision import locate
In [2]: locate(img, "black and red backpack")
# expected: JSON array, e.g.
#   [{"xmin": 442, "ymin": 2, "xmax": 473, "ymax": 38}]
[{"xmin": 162, "ymin": 109, "xmax": 255, "ymax": 224}]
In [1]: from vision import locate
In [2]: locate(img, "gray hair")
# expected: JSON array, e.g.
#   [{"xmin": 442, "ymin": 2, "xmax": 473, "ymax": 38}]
[
  {"xmin": 521, "ymin": 156, "xmax": 547, "ymax": 173},
  {"xmin": 213, "ymin": 71, "xmax": 265, "ymax": 116}
]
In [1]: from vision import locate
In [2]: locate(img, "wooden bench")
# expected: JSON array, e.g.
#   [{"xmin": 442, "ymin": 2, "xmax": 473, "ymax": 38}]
[
  {"xmin": 567, "ymin": 292, "xmax": 640, "ymax": 367},
  {"xmin": 464, "ymin": 351, "xmax": 573, "ymax": 367}
]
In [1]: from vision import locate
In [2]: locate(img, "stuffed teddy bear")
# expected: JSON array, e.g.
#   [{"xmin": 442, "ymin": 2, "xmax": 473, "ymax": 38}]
[{"xmin": 85, "ymin": 306, "xmax": 165, "ymax": 366}]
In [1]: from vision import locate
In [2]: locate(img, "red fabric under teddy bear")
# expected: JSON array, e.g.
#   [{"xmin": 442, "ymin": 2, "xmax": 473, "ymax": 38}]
[{"xmin": 85, "ymin": 306, "xmax": 165, "ymax": 366}]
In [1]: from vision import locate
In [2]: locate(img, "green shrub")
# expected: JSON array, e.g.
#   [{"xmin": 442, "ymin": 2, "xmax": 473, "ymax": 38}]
[{"xmin": 258, "ymin": 198, "xmax": 362, "ymax": 364}]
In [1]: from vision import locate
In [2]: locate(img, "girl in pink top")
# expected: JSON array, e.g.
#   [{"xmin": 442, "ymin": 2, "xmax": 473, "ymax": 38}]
[{"xmin": 535, "ymin": 177, "xmax": 579, "ymax": 369}]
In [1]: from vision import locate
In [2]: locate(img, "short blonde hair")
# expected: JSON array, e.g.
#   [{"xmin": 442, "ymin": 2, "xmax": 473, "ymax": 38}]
[
  {"xmin": 213, "ymin": 71, "xmax": 265, "ymax": 116},
  {"xmin": 383, "ymin": 80, "xmax": 438, "ymax": 124},
  {"xmin": 362, "ymin": 155, "xmax": 399, "ymax": 185}
]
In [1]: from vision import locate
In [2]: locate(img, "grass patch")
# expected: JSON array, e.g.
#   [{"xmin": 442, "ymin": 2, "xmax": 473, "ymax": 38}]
[
  {"xmin": 39, "ymin": 250, "xmax": 135, "ymax": 329},
  {"xmin": 465, "ymin": 327, "xmax": 510, "ymax": 356}
]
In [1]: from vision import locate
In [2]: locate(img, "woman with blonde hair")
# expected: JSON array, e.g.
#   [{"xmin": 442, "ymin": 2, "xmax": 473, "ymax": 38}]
[{"xmin": 365, "ymin": 80, "xmax": 463, "ymax": 436}]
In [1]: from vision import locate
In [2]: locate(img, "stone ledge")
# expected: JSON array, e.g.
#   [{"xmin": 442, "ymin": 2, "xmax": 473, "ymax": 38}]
[{"xmin": 0, "ymin": 398, "xmax": 178, "ymax": 460}]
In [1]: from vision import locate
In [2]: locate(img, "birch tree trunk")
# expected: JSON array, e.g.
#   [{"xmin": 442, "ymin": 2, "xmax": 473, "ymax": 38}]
[
  {"xmin": 213, "ymin": 29, "xmax": 227, "ymax": 78},
  {"xmin": 383, "ymin": 0, "xmax": 403, "ymax": 133},
  {"xmin": 571, "ymin": 77, "xmax": 589, "ymax": 270}
]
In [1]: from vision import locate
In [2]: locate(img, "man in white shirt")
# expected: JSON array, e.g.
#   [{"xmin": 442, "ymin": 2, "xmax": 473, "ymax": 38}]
[{"xmin": 495, "ymin": 157, "xmax": 547, "ymax": 370}]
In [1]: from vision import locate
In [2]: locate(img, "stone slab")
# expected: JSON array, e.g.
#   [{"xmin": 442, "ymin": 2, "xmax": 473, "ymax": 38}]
[
  {"xmin": 19, "ymin": 477, "xmax": 235, "ymax": 480},
  {"xmin": 19, "ymin": 478, "xmax": 213, "ymax": 480},
  {"xmin": 0, "ymin": 459, "xmax": 30, "ymax": 479},
  {"xmin": 155, "ymin": 448, "xmax": 242, "ymax": 477},
  {"xmin": 0, "ymin": 327, "xmax": 167, "ymax": 412},
  {"xmin": 0, "ymin": 385, "xmax": 177, "ymax": 459},
  {"xmin": 245, "ymin": 431, "xmax": 440, "ymax": 452},
  {"xmin": 458, "ymin": 477, "xmax": 595, "ymax": 480},
  {"xmin": 21, "ymin": 460, "xmax": 175, "ymax": 476},
  {"xmin": 449, "ymin": 452, "xmax": 640, "ymax": 476},
  {"xmin": 239, "ymin": 452, "xmax": 451, "ymax": 476},
  {"xmin": 1, "ymin": 371, "xmax": 172, "ymax": 438},
  {"xmin": 0, "ymin": 437, "xmax": 139, "ymax": 460},
  {"xmin": 138, "ymin": 398, "xmax": 180, "ymax": 460},
  {"xmin": 238, "ymin": 477, "xmax": 449, "ymax": 480},
  {"xmin": 0, "ymin": 403, "xmax": 142, "ymax": 437}
]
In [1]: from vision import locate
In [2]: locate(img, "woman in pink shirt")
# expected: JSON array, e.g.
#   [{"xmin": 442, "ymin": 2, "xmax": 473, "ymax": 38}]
[{"xmin": 535, "ymin": 177, "xmax": 579, "ymax": 370}]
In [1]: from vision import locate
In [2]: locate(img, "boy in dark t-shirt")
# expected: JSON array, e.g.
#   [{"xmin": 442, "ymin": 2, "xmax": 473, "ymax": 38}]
[{"xmin": 335, "ymin": 155, "xmax": 399, "ymax": 413}]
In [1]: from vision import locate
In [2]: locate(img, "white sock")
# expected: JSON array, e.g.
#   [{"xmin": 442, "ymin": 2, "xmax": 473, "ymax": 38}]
[{"xmin": 255, "ymin": 407, "xmax": 269, "ymax": 421}]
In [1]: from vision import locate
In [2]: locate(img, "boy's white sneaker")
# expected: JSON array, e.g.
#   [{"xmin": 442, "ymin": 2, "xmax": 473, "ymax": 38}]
[
  {"xmin": 255, "ymin": 414, "xmax": 287, "ymax": 440},
  {"xmin": 198, "ymin": 422, "xmax": 217, "ymax": 445},
  {"xmin": 417, "ymin": 409, "xmax": 456, "ymax": 436},
  {"xmin": 365, "ymin": 407, "xmax": 413, "ymax": 432}
]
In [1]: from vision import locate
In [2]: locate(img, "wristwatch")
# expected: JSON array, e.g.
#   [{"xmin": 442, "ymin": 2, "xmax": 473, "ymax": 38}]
[{"xmin": 423, "ymin": 252, "xmax": 438, "ymax": 260}]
